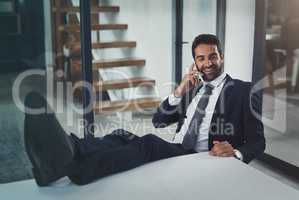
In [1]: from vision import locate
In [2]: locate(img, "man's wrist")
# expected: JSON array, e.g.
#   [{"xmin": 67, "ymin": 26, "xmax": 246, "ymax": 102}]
[
  {"xmin": 173, "ymin": 92, "xmax": 181, "ymax": 98},
  {"xmin": 173, "ymin": 88, "xmax": 183, "ymax": 98},
  {"xmin": 168, "ymin": 93, "xmax": 182, "ymax": 105},
  {"xmin": 233, "ymin": 149, "xmax": 243, "ymax": 161}
]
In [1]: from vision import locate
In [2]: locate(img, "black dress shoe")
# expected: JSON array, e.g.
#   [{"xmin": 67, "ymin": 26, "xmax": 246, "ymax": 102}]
[{"xmin": 24, "ymin": 92, "xmax": 75, "ymax": 186}]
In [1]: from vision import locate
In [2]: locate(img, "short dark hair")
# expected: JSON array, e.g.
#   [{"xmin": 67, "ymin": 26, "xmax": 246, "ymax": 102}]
[{"xmin": 192, "ymin": 34, "xmax": 222, "ymax": 59}]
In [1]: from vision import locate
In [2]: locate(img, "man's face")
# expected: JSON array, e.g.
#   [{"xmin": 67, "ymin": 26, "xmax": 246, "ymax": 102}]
[{"xmin": 193, "ymin": 44, "xmax": 224, "ymax": 81}]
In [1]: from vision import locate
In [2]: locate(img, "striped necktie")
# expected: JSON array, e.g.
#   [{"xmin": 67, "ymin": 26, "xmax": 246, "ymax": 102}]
[{"xmin": 182, "ymin": 84, "xmax": 214, "ymax": 150}]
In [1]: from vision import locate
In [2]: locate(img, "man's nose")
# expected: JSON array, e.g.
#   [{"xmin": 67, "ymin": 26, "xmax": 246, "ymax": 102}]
[{"xmin": 203, "ymin": 59, "xmax": 213, "ymax": 66}]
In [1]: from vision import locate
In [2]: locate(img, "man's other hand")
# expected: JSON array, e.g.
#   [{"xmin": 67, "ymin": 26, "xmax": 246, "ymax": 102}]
[{"xmin": 209, "ymin": 141, "xmax": 235, "ymax": 157}]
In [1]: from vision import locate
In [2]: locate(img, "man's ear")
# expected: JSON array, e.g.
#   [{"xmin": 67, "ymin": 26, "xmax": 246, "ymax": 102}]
[{"xmin": 220, "ymin": 53, "xmax": 224, "ymax": 62}]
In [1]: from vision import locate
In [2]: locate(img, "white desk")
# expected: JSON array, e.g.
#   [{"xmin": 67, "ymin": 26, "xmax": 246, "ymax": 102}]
[{"xmin": 1, "ymin": 153, "xmax": 298, "ymax": 200}]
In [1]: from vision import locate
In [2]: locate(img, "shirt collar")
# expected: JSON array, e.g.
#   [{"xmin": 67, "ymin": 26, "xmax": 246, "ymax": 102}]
[{"xmin": 203, "ymin": 72, "xmax": 227, "ymax": 88}]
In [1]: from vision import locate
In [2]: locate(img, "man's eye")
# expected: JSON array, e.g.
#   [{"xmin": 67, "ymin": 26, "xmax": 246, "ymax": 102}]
[{"xmin": 210, "ymin": 56, "xmax": 218, "ymax": 60}]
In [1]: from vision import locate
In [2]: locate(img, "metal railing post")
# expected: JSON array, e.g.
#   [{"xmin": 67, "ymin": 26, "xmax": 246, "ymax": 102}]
[{"xmin": 80, "ymin": 0, "xmax": 94, "ymax": 137}]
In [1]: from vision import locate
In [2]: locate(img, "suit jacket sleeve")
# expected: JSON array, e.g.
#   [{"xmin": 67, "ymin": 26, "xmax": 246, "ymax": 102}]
[
  {"xmin": 238, "ymin": 83, "xmax": 266, "ymax": 163},
  {"xmin": 152, "ymin": 97, "xmax": 182, "ymax": 128}
]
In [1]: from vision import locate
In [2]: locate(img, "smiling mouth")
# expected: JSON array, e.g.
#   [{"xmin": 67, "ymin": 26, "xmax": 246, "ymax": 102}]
[{"xmin": 203, "ymin": 69, "xmax": 216, "ymax": 74}]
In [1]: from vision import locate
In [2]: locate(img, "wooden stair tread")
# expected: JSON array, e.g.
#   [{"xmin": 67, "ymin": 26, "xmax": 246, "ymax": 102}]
[
  {"xmin": 92, "ymin": 41, "xmax": 136, "ymax": 49},
  {"xmin": 93, "ymin": 58, "xmax": 146, "ymax": 69},
  {"xmin": 69, "ymin": 41, "xmax": 137, "ymax": 52},
  {"xmin": 94, "ymin": 97, "xmax": 161, "ymax": 114},
  {"xmin": 72, "ymin": 58, "xmax": 145, "ymax": 70},
  {"xmin": 53, "ymin": 6, "xmax": 120, "ymax": 13},
  {"xmin": 61, "ymin": 24, "xmax": 128, "ymax": 32},
  {"xmin": 94, "ymin": 77, "xmax": 155, "ymax": 91}
]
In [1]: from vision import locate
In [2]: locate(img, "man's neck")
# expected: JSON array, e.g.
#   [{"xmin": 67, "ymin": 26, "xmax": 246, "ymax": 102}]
[{"xmin": 203, "ymin": 72, "xmax": 226, "ymax": 88}]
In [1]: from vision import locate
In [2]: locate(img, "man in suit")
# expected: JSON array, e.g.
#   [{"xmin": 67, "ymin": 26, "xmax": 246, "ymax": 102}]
[
  {"xmin": 24, "ymin": 34, "xmax": 265, "ymax": 186},
  {"xmin": 153, "ymin": 34, "xmax": 265, "ymax": 163}
]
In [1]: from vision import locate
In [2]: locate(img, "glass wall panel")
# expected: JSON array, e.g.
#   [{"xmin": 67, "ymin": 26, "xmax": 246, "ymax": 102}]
[
  {"xmin": 0, "ymin": 0, "xmax": 84, "ymax": 183},
  {"xmin": 262, "ymin": 0, "xmax": 299, "ymax": 166}
]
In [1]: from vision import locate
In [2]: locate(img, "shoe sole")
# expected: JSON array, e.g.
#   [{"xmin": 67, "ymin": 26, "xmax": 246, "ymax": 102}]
[{"xmin": 24, "ymin": 92, "xmax": 74, "ymax": 186}]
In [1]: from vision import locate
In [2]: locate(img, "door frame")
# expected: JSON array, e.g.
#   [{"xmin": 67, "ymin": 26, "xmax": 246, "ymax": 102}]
[
  {"xmin": 252, "ymin": 0, "xmax": 267, "ymax": 84},
  {"xmin": 174, "ymin": 0, "xmax": 183, "ymax": 85},
  {"xmin": 80, "ymin": 0, "xmax": 94, "ymax": 137}
]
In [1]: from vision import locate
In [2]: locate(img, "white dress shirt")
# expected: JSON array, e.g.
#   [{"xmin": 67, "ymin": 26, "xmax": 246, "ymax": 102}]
[{"xmin": 168, "ymin": 72, "xmax": 227, "ymax": 152}]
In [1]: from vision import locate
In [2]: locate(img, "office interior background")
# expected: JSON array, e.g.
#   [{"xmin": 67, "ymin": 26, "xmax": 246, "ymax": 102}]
[{"xmin": 0, "ymin": 0, "xmax": 299, "ymax": 190}]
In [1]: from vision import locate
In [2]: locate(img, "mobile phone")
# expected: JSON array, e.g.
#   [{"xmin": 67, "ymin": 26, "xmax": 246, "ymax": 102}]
[
  {"xmin": 195, "ymin": 71, "xmax": 203, "ymax": 82},
  {"xmin": 194, "ymin": 63, "xmax": 204, "ymax": 82}
]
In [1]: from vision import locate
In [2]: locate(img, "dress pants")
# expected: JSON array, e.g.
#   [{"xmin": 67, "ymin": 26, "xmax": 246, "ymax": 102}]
[{"xmin": 68, "ymin": 129, "xmax": 195, "ymax": 185}]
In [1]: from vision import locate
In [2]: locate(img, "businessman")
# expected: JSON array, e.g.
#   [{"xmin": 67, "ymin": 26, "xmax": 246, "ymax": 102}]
[{"xmin": 24, "ymin": 34, "xmax": 265, "ymax": 186}]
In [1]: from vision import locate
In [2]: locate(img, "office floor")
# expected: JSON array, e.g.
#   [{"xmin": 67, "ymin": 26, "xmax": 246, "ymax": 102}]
[{"xmin": 0, "ymin": 72, "xmax": 299, "ymax": 192}]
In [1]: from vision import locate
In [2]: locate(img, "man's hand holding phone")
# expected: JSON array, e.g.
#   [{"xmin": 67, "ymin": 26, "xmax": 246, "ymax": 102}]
[{"xmin": 174, "ymin": 63, "xmax": 202, "ymax": 97}]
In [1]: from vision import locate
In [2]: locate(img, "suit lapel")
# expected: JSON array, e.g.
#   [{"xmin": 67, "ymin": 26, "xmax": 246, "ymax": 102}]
[{"xmin": 212, "ymin": 75, "xmax": 233, "ymax": 115}]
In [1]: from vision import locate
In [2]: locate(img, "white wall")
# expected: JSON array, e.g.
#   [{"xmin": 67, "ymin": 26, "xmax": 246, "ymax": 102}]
[{"xmin": 224, "ymin": 0, "xmax": 256, "ymax": 81}]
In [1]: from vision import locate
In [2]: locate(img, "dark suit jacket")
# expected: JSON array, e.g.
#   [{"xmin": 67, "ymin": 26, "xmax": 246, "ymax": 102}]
[{"xmin": 152, "ymin": 75, "xmax": 265, "ymax": 163}]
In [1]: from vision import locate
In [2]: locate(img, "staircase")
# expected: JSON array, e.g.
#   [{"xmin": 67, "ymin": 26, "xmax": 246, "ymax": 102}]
[{"xmin": 51, "ymin": 0, "xmax": 160, "ymax": 115}]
